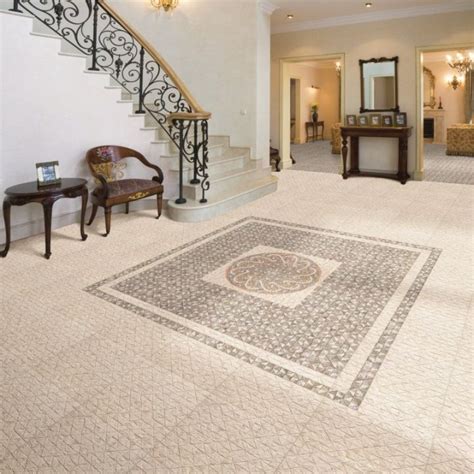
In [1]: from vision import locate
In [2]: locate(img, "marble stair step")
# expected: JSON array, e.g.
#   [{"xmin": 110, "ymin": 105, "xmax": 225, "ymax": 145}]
[
  {"xmin": 182, "ymin": 163, "xmax": 271, "ymax": 201},
  {"xmin": 167, "ymin": 175, "xmax": 278, "ymax": 222}
]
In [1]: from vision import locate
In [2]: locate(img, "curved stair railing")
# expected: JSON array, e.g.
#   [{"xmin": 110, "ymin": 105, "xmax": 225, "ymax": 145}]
[{"xmin": 9, "ymin": 0, "xmax": 211, "ymax": 204}]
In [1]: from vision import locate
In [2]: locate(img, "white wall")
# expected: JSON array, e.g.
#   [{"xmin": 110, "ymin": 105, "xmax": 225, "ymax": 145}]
[
  {"xmin": 271, "ymin": 10, "xmax": 474, "ymax": 174},
  {"xmin": 0, "ymin": 13, "xmax": 158, "ymax": 240},
  {"xmin": 109, "ymin": 0, "xmax": 269, "ymax": 161}
]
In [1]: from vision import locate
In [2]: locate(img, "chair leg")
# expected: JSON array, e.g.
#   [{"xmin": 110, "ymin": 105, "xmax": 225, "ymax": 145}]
[
  {"xmin": 87, "ymin": 204, "xmax": 98, "ymax": 226},
  {"xmin": 156, "ymin": 193, "xmax": 163, "ymax": 219},
  {"xmin": 104, "ymin": 207, "xmax": 112, "ymax": 236},
  {"xmin": 125, "ymin": 202, "xmax": 129, "ymax": 214}
]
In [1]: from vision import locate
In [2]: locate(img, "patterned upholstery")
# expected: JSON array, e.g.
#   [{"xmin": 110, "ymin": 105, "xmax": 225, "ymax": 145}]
[
  {"xmin": 446, "ymin": 124, "xmax": 474, "ymax": 157},
  {"xmin": 93, "ymin": 179, "xmax": 161, "ymax": 198},
  {"xmin": 331, "ymin": 123, "xmax": 342, "ymax": 154},
  {"xmin": 85, "ymin": 145, "xmax": 164, "ymax": 236}
]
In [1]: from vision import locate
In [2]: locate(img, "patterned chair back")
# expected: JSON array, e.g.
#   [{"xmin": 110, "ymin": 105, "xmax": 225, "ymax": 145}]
[{"xmin": 85, "ymin": 146, "xmax": 146, "ymax": 182}]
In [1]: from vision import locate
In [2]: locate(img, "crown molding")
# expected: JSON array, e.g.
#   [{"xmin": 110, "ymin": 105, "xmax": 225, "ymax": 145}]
[
  {"xmin": 259, "ymin": 1, "xmax": 279, "ymax": 16},
  {"xmin": 272, "ymin": 1, "xmax": 474, "ymax": 35}
]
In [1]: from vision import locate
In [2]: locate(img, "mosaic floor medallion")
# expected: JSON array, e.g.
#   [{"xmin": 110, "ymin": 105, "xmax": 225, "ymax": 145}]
[
  {"xmin": 87, "ymin": 217, "xmax": 440, "ymax": 409},
  {"xmin": 226, "ymin": 252, "xmax": 321, "ymax": 294}
]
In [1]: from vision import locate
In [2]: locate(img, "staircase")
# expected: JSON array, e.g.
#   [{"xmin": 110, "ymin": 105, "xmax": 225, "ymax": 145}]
[{"xmin": 0, "ymin": 0, "xmax": 277, "ymax": 223}]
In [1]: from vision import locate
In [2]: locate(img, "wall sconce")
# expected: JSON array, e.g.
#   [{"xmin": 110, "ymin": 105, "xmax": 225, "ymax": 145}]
[
  {"xmin": 447, "ymin": 75, "xmax": 462, "ymax": 90},
  {"xmin": 151, "ymin": 0, "xmax": 179, "ymax": 12},
  {"xmin": 311, "ymin": 85, "xmax": 320, "ymax": 90}
]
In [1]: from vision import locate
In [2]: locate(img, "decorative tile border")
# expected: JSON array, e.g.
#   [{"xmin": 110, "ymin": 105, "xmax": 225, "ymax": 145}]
[{"xmin": 86, "ymin": 217, "xmax": 441, "ymax": 409}]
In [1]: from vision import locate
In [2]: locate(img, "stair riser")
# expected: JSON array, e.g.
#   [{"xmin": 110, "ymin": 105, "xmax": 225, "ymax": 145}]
[
  {"xmin": 172, "ymin": 155, "xmax": 247, "ymax": 182},
  {"xmin": 183, "ymin": 167, "xmax": 270, "ymax": 201},
  {"xmin": 168, "ymin": 179, "xmax": 278, "ymax": 223},
  {"xmin": 160, "ymin": 144, "xmax": 227, "ymax": 164}
]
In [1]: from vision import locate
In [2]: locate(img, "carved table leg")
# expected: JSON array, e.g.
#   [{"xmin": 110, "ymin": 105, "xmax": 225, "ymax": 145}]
[
  {"xmin": 0, "ymin": 199, "xmax": 11, "ymax": 258},
  {"xmin": 398, "ymin": 137, "xmax": 409, "ymax": 184},
  {"xmin": 80, "ymin": 188, "xmax": 88, "ymax": 241},
  {"xmin": 42, "ymin": 201, "xmax": 54, "ymax": 259},
  {"xmin": 342, "ymin": 135, "xmax": 349, "ymax": 179},
  {"xmin": 350, "ymin": 136, "xmax": 360, "ymax": 174}
]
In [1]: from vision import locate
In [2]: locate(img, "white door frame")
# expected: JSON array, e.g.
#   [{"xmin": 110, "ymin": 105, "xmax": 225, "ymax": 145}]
[
  {"xmin": 279, "ymin": 53, "xmax": 345, "ymax": 169},
  {"xmin": 414, "ymin": 42, "xmax": 474, "ymax": 180}
]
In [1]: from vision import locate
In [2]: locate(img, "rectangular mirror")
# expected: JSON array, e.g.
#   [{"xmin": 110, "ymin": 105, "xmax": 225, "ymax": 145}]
[{"xmin": 360, "ymin": 56, "xmax": 399, "ymax": 113}]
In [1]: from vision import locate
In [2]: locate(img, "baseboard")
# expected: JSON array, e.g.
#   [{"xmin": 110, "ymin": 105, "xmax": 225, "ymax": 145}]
[
  {"xmin": 1, "ymin": 198, "xmax": 163, "ymax": 243},
  {"xmin": 413, "ymin": 170, "xmax": 424, "ymax": 181}
]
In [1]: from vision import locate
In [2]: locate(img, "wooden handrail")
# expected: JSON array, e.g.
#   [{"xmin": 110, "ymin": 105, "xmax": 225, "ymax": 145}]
[
  {"xmin": 98, "ymin": 0, "xmax": 210, "ymax": 116},
  {"xmin": 168, "ymin": 112, "xmax": 212, "ymax": 122}
]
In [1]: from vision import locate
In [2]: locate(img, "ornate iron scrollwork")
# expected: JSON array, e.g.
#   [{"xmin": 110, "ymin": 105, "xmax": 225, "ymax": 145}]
[{"xmin": 11, "ymin": 0, "xmax": 211, "ymax": 203}]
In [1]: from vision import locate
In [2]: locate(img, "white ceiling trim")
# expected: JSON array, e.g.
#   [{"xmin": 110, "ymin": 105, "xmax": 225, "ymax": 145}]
[
  {"xmin": 259, "ymin": 1, "xmax": 279, "ymax": 16},
  {"xmin": 272, "ymin": 1, "xmax": 474, "ymax": 35}
]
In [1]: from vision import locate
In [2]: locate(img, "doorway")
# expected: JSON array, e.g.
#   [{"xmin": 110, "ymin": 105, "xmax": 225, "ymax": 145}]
[
  {"xmin": 279, "ymin": 54, "xmax": 344, "ymax": 172},
  {"xmin": 416, "ymin": 44, "xmax": 474, "ymax": 184},
  {"xmin": 290, "ymin": 78, "xmax": 301, "ymax": 144}
]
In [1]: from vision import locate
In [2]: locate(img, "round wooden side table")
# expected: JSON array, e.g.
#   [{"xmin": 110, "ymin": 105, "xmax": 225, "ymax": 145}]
[{"xmin": 1, "ymin": 178, "xmax": 88, "ymax": 259}]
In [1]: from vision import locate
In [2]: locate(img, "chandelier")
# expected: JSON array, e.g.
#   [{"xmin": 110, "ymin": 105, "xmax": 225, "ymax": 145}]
[
  {"xmin": 150, "ymin": 0, "xmax": 179, "ymax": 12},
  {"xmin": 335, "ymin": 61, "xmax": 341, "ymax": 77},
  {"xmin": 446, "ymin": 51, "xmax": 473, "ymax": 74}
]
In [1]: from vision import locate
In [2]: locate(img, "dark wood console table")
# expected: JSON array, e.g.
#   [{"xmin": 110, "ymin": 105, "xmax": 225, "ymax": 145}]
[
  {"xmin": 1, "ymin": 178, "xmax": 88, "ymax": 259},
  {"xmin": 305, "ymin": 121, "xmax": 324, "ymax": 142},
  {"xmin": 341, "ymin": 126, "xmax": 412, "ymax": 184}
]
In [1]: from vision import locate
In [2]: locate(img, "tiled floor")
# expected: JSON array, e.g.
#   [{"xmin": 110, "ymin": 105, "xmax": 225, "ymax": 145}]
[
  {"xmin": 290, "ymin": 141, "xmax": 474, "ymax": 186},
  {"xmin": 1, "ymin": 170, "xmax": 473, "ymax": 472},
  {"xmin": 290, "ymin": 141, "xmax": 340, "ymax": 174},
  {"xmin": 424, "ymin": 144, "xmax": 474, "ymax": 185}
]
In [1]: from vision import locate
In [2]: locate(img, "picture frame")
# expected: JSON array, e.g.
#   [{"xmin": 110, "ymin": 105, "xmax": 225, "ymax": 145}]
[
  {"xmin": 369, "ymin": 114, "xmax": 382, "ymax": 127},
  {"xmin": 382, "ymin": 115, "xmax": 393, "ymax": 127},
  {"xmin": 395, "ymin": 112, "xmax": 407, "ymax": 127},
  {"xmin": 36, "ymin": 161, "xmax": 61, "ymax": 187},
  {"xmin": 346, "ymin": 114, "xmax": 357, "ymax": 126},
  {"xmin": 357, "ymin": 115, "xmax": 369, "ymax": 127}
]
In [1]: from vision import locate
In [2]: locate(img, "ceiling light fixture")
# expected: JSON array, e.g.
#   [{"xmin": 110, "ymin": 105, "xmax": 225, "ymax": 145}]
[
  {"xmin": 365, "ymin": 2, "xmax": 373, "ymax": 8},
  {"xmin": 287, "ymin": 14, "xmax": 294, "ymax": 20},
  {"xmin": 150, "ymin": 0, "xmax": 179, "ymax": 13},
  {"xmin": 446, "ymin": 51, "xmax": 473, "ymax": 74}
]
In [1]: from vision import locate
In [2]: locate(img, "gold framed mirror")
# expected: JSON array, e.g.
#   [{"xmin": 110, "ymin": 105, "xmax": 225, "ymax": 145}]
[{"xmin": 423, "ymin": 67, "xmax": 436, "ymax": 109}]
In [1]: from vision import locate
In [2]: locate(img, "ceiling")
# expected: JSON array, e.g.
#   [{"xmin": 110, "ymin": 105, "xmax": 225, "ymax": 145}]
[{"xmin": 270, "ymin": 0, "xmax": 473, "ymax": 33}]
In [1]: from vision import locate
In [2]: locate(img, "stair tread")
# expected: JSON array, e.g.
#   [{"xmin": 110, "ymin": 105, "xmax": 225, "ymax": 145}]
[
  {"xmin": 169, "ymin": 175, "xmax": 277, "ymax": 209},
  {"xmin": 171, "ymin": 152, "xmax": 245, "ymax": 172},
  {"xmin": 183, "ymin": 162, "xmax": 262, "ymax": 185}
]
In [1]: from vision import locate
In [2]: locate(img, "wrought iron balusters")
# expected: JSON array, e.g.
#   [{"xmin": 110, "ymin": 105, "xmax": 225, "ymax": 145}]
[
  {"xmin": 135, "ymin": 47, "xmax": 145, "ymax": 114},
  {"xmin": 88, "ymin": 0, "xmax": 99, "ymax": 71},
  {"xmin": 11, "ymin": 0, "xmax": 211, "ymax": 204},
  {"xmin": 199, "ymin": 120, "xmax": 209, "ymax": 203}
]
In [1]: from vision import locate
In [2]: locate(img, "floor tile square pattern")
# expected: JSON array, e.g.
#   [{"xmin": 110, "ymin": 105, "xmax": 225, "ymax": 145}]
[
  {"xmin": 2, "ymin": 170, "xmax": 472, "ymax": 472},
  {"xmin": 87, "ymin": 217, "xmax": 440, "ymax": 409}
]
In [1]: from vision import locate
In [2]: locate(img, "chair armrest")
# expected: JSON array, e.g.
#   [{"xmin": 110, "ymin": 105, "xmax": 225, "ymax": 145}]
[{"xmin": 141, "ymin": 161, "xmax": 164, "ymax": 184}]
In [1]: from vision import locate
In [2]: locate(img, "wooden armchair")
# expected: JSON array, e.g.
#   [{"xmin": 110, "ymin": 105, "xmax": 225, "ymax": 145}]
[{"xmin": 85, "ymin": 145, "xmax": 164, "ymax": 236}]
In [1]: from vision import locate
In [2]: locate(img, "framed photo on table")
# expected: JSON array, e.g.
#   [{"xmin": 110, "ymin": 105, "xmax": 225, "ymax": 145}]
[
  {"xmin": 369, "ymin": 114, "xmax": 382, "ymax": 127},
  {"xmin": 382, "ymin": 115, "xmax": 393, "ymax": 127},
  {"xmin": 395, "ymin": 112, "xmax": 407, "ymax": 127},
  {"xmin": 358, "ymin": 115, "xmax": 369, "ymax": 127},
  {"xmin": 36, "ymin": 161, "xmax": 61, "ymax": 187},
  {"xmin": 346, "ymin": 114, "xmax": 357, "ymax": 126}
]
